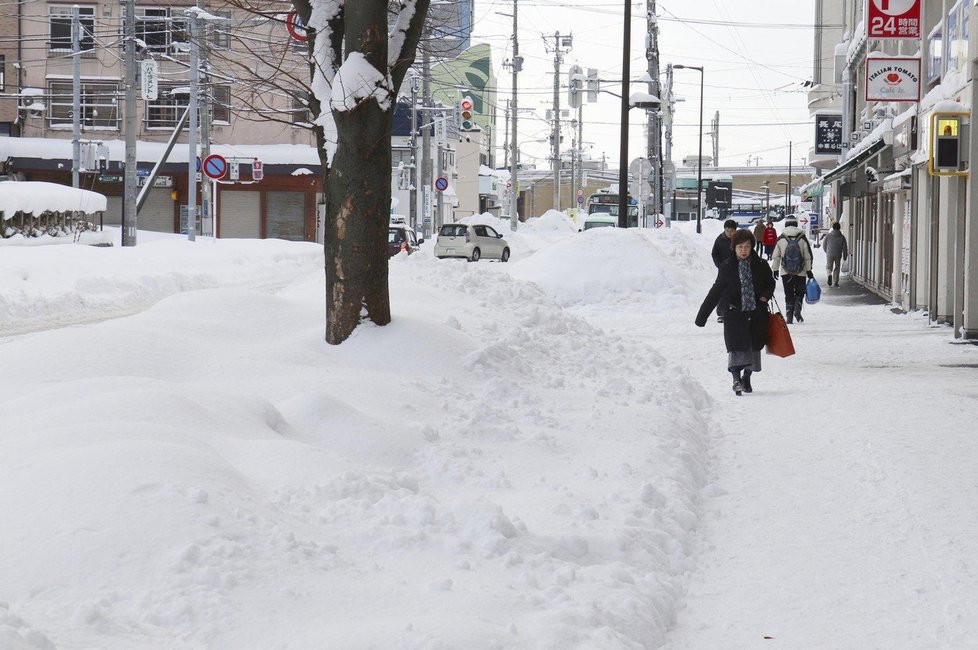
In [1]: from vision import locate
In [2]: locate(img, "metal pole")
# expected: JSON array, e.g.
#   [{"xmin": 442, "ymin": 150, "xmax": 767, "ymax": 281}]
[
  {"xmin": 186, "ymin": 11, "xmax": 198, "ymax": 241},
  {"xmin": 647, "ymin": 0, "xmax": 661, "ymax": 221},
  {"xmin": 509, "ymin": 0, "xmax": 519, "ymax": 230},
  {"xmin": 71, "ymin": 5, "xmax": 80, "ymax": 189},
  {"xmin": 786, "ymin": 140, "xmax": 792, "ymax": 215},
  {"xmin": 436, "ymin": 141, "xmax": 444, "ymax": 231},
  {"xmin": 409, "ymin": 75, "xmax": 418, "ymax": 232},
  {"xmin": 198, "ymin": 3, "xmax": 212, "ymax": 238},
  {"xmin": 122, "ymin": 0, "xmax": 137, "ymax": 246},
  {"xmin": 421, "ymin": 45, "xmax": 432, "ymax": 238},
  {"xmin": 696, "ymin": 69, "xmax": 703, "ymax": 233},
  {"xmin": 552, "ymin": 31, "xmax": 561, "ymax": 211},
  {"xmin": 617, "ymin": 5, "xmax": 631, "ymax": 228}
]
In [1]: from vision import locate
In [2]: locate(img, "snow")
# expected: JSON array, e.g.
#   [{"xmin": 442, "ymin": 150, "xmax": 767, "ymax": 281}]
[
  {"xmin": 330, "ymin": 52, "xmax": 393, "ymax": 112},
  {"xmin": 2, "ymin": 216, "xmax": 978, "ymax": 648},
  {"xmin": 0, "ymin": 182, "xmax": 107, "ymax": 219}
]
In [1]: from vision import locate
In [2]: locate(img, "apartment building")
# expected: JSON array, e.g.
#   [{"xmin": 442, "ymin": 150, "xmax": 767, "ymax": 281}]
[
  {"xmin": 809, "ymin": 0, "xmax": 978, "ymax": 338},
  {"xmin": 3, "ymin": 0, "xmax": 322, "ymax": 239},
  {"xmin": 0, "ymin": 9, "xmax": 19, "ymax": 137}
]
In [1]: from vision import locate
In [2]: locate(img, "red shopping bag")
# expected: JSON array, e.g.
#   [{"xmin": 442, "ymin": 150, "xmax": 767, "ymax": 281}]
[{"xmin": 766, "ymin": 298, "xmax": 795, "ymax": 358}]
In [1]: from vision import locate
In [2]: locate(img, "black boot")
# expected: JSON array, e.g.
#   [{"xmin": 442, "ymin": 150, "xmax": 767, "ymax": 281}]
[
  {"xmin": 742, "ymin": 370, "xmax": 753, "ymax": 393},
  {"xmin": 731, "ymin": 369, "xmax": 743, "ymax": 396},
  {"xmin": 795, "ymin": 304, "xmax": 804, "ymax": 323}
]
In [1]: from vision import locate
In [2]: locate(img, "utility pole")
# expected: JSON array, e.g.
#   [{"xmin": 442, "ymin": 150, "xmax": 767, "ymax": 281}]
[
  {"xmin": 421, "ymin": 44, "xmax": 432, "ymax": 238},
  {"xmin": 198, "ymin": 3, "xmax": 212, "ymax": 237},
  {"xmin": 646, "ymin": 0, "xmax": 661, "ymax": 220},
  {"xmin": 71, "ymin": 5, "xmax": 80, "ymax": 189},
  {"xmin": 786, "ymin": 140, "xmax": 792, "ymax": 214},
  {"xmin": 122, "ymin": 0, "xmax": 137, "ymax": 246},
  {"xmin": 509, "ymin": 0, "xmax": 520, "ymax": 231},
  {"xmin": 409, "ymin": 74, "xmax": 419, "ymax": 233},
  {"xmin": 663, "ymin": 64, "xmax": 675, "ymax": 222},
  {"xmin": 710, "ymin": 110, "xmax": 719, "ymax": 166},
  {"xmin": 617, "ymin": 4, "xmax": 630, "ymax": 228},
  {"xmin": 552, "ymin": 32, "xmax": 561, "ymax": 210},
  {"xmin": 186, "ymin": 11, "xmax": 199, "ymax": 242}
]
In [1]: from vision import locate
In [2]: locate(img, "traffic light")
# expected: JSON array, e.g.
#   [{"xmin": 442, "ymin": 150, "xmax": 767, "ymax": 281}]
[
  {"xmin": 930, "ymin": 113, "xmax": 966, "ymax": 176},
  {"xmin": 459, "ymin": 96, "xmax": 474, "ymax": 131}
]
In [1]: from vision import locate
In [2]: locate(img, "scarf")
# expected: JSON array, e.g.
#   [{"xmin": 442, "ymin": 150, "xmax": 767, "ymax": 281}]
[{"xmin": 739, "ymin": 258, "xmax": 756, "ymax": 311}]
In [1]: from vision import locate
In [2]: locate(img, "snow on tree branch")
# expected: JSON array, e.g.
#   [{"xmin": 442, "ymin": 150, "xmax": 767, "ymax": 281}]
[
  {"xmin": 331, "ymin": 52, "xmax": 394, "ymax": 112},
  {"xmin": 388, "ymin": 0, "xmax": 418, "ymax": 70},
  {"xmin": 308, "ymin": 0, "xmax": 344, "ymax": 166}
]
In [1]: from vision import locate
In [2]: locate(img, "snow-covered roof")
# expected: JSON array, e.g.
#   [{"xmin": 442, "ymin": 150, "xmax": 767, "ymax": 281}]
[{"xmin": 0, "ymin": 181, "xmax": 107, "ymax": 217}]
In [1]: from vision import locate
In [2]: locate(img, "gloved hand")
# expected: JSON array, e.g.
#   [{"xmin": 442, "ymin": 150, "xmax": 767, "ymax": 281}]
[
  {"xmin": 694, "ymin": 317, "xmax": 706, "ymax": 328},
  {"xmin": 806, "ymin": 271, "xmax": 814, "ymax": 280},
  {"xmin": 773, "ymin": 271, "xmax": 779, "ymax": 281}
]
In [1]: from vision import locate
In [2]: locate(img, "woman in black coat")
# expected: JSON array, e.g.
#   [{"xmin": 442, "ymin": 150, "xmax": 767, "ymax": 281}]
[{"xmin": 695, "ymin": 229, "xmax": 776, "ymax": 395}]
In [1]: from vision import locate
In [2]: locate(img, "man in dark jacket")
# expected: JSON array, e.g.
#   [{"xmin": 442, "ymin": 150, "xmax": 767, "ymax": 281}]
[
  {"xmin": 710, "ymin": 219, "xmax": 738, "ymax": 322},
  {"xmin": 822, "ymin": 222, "xmax": 849, "ymax": 287}
]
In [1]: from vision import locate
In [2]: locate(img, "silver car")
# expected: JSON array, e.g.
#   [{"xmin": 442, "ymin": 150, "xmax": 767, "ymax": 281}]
[{"xmin": 434, "ymin": 223, "xmax": 511, "ymax": 262}]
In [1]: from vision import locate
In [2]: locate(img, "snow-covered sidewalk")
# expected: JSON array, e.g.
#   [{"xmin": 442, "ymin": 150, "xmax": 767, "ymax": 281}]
[{"xmin": 1, "ymin": 217, "xmax": 977, "ymax": 649}]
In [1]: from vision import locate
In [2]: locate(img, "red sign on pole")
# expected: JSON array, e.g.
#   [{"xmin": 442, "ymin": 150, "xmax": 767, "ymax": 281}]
[{"xmin": 866, "ymin": 0, "xmax": 920, "ymax": 40}]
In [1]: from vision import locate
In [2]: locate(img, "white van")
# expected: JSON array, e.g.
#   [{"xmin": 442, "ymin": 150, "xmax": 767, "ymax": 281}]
[{"xmin": 581, "ymin": 214, "xmax": 618, "ymax": 231}]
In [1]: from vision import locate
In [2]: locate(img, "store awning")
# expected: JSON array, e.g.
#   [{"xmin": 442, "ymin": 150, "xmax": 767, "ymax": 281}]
[
  {"xmin": 800, "ymin": 177, "xmax": 823, "ymax": 199},
  {"xmin": 822, "ymin": 137, "xmax": 887, "ymax": 184}
]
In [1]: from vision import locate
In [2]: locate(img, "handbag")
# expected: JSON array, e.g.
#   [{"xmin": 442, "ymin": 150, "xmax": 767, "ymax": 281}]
[
  {"xmin": 805, "ymin": 277, "xmax": 821, "ymax": 304},
  {"xmin": 766, "ymin": 296, "xmax": 796, "ymax": 358}
]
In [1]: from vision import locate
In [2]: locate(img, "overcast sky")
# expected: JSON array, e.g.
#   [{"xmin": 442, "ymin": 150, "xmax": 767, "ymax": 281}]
[{"xmin": 471, "ymin": 0, "xmax": 818, "ymax": 171}]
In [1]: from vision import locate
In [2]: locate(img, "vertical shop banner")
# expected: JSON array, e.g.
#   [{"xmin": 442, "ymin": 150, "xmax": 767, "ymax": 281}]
[
  {"xmin": 866, "ymin": 57, "xmax": 921, "ymax": 102},
  {"xmin": 815, "ymin": 114, "xmax": 844, "ymax": 155},
  {"xmin": 866, "ymin": 0, "xmax": 921, "ymax": 39}
]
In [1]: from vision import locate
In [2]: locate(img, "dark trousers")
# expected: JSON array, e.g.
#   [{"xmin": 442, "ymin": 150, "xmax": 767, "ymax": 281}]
[{"xmin": 782, "ymin": 274, "xmax": 806, "ymax": 321}]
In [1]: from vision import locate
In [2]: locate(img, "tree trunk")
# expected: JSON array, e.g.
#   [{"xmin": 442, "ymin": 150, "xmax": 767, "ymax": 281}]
[{"xmin": 324, "ymin": 103, "xmax": 393, "ymax": 343}]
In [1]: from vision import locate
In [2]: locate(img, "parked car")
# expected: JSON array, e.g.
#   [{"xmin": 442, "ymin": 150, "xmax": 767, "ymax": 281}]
[
  {"xmin": 434, "ymin": 223, "xmax": 510, "ymax": 262},
  {"xmin": 580, "ymin": 214, "xmax": 617, "ymax": 231},
  {"xmin": 388, "ymin": 224, "xmax": 422, "ymax": 258}
]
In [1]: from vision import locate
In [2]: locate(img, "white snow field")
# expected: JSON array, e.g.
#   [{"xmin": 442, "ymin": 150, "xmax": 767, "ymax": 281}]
[{"xmin": 1, "ymin": 213, "xmax": 976, "ymax": 649}]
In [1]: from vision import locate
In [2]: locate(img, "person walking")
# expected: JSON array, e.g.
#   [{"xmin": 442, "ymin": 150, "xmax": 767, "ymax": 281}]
[
  {"xmin": 752, "ymin": 219, "xmax": 766, "ymax": 256},
  {"xmin": 822, "ymin": 222, "xmax": 849, "ymax": 287},
  {"xmin": 771, "ymin": 216, "xmax": 814, "ymax": 324},
  {"xmin": 762, "ymin": 219, "xmax": 778, "ymax": 260},
  {"xmin": 695, "ymin": 229, "xmax": 776, "ymax": 396},
  {"xmin": 710, "ymin": 219, "xmax": 739, "ymax": 323}
]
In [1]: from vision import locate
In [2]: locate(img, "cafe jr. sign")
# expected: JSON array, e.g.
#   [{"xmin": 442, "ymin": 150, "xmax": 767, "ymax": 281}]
[{"xmin": 866, "ymin": 56, "xmax": 921, "ymax": 102}]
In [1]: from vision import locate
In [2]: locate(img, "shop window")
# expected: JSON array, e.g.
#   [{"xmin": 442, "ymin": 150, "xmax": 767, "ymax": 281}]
[{"xmin": 927, "ymin": 23, "xmax": 943, "ymax": 83}]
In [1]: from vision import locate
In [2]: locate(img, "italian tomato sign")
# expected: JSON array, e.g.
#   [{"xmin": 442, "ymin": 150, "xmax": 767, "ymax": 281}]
[
  {"xmin": 866, "ymin": 57, "xmax": 921, "ymax": 102},
  {"xmin": 866, "ymin": 0, "xmax": 920, "ymax": 39}
]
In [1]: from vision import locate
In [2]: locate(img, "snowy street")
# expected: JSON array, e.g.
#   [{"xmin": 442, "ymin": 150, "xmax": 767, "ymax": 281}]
[{"xmin": 1, "ymin": 215, "xmax": 977, "ymax": 649}]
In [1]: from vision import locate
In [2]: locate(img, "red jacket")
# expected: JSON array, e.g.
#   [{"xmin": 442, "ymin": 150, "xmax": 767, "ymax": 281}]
[{"xmin": 762, "ymin": 225, "xmax": 777, "ymax": 246}]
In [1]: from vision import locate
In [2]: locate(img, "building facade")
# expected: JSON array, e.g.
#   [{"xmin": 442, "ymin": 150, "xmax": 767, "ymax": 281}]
[
  {"xmin": 3, "ymin": 0, "xmax": 339, "ymax": 240},
  {"xmin": 810, "ymin": 0, "xmax": 978, "ymax": 338}
]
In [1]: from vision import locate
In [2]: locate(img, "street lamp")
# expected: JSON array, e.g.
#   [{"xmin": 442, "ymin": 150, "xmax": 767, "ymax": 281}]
[
  {"xmin": 761, "ymin": 182, "xmax": 770, "ymax": 218},
  {"xmin": 673, "ymin": 64, "xmax": 704, "ymax": 234}
]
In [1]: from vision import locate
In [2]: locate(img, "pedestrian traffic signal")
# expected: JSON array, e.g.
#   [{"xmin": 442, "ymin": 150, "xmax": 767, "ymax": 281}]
[
  {"xmin": 459, "ymin": 96, "xmax": 474, "ymax": 131},
  {"xmin": 930, "ymin": 112, "xmax": 966, "ymax": 176}
]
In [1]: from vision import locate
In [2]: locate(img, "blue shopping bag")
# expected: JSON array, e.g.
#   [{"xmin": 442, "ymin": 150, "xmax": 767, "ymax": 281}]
[{"xmin": 805, "ymin": 277, "xmax": 821, "ymax": 304}]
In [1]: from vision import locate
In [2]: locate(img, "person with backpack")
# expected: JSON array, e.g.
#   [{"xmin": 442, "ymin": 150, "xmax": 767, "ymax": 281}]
[
  {"xmin": 695, "ymin": 229, "xmax": 776, "ymax": 396},
  {"xmin": 709, "ymin": 219, "xmax": 738, "ymax": 322},
  {"xmin": 821, "ymin": 221, "xmax": 849, "ymax": 287},
  {"xmin": 771, "ymin": 217, "xmax": 814, "ymax": 324},
  {"xmin": 762, "ymin": 219, "xmax": 778, "ymax": 260}
]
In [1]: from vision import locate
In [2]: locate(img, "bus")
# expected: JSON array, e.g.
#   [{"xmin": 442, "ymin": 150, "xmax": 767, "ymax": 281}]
[
  {"xmin": 586, "ymin": 190, "xmax": 640, "ymax": 228},
  {"xmin": 718, "ymin": 200, "xmax": 777, "ymax": 227}
]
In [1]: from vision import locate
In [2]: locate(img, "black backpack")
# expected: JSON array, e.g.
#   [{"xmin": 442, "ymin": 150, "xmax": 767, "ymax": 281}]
[{"xmin": 781, "ymin": 235, "xmax": 804, "ymax": 274}]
